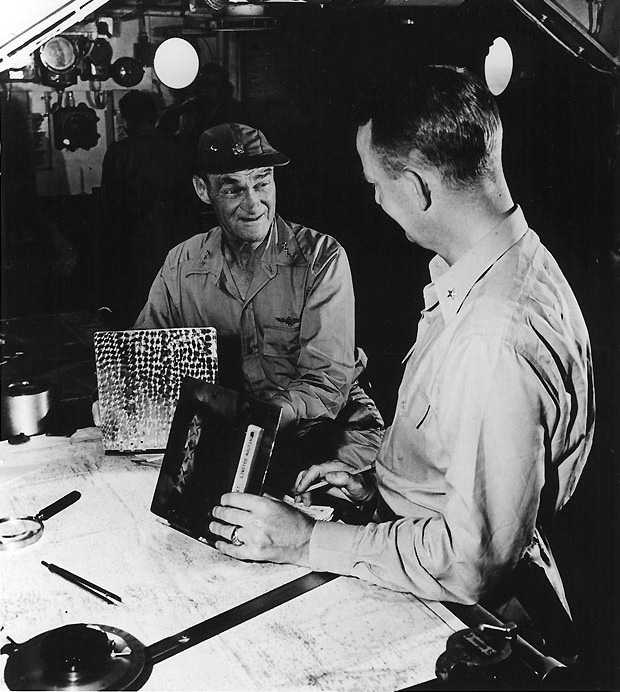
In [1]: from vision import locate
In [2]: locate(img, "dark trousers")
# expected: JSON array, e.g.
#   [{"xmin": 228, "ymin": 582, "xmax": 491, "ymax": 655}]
[{"xmin": 484, "ymin": 556, "xmax": 578, "ymax": 665}]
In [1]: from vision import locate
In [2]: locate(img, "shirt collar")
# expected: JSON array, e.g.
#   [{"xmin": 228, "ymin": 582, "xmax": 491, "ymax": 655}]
[
  {"xmin": 263, "ymin": 216, "xmax": 305, "ymax": 272},
  {"xmin": 428, "ymin": 205, "xmax": 529, "ymax": 324},
  {"xmin": 185, "ymin": 228, "xmax": 224, "ymax": 280},
  {"xmin": 185, "ymin": 215, "xmax": 304, "ymax": 280}
]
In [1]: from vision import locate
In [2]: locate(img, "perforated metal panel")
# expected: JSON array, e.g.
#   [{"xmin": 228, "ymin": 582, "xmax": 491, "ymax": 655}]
[{"xmin": 94, "ymin": 328, "xmax": 217, "ymax": 451}]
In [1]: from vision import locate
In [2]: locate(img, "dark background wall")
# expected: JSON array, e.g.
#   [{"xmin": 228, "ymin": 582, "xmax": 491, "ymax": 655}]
[{"xmin": 1, "ymin": 0, "xmax": 618, "ymax": 687}]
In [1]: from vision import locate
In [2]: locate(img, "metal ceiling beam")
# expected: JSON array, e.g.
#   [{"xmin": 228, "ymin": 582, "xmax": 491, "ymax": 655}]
[{"xmin": 509, "ymin": 0, "xmax": 620, "ymax": 74}]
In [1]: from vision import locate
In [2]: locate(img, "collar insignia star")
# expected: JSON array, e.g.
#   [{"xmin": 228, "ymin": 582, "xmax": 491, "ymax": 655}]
[{"xmin": 447, "ymin": 289, "xmax": 455, "ymax": 299}]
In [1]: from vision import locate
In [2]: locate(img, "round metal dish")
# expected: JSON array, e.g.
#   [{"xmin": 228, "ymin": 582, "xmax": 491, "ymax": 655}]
[{"xmin": 3, "ymin": 623, "xmax": 150, "ymax": 691}]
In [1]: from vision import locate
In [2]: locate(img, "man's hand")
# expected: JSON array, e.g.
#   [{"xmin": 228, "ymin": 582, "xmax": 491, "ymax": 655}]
[
  {"xmin": 294, "ymin": 461, "xmax": 377, "ymax": 506},
  {"xmin": 210, "ymin": 493, "xmax": 315, "ymax": 566}
]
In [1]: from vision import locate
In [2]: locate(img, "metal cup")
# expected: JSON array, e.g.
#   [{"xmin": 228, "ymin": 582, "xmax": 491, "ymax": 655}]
[{"xmin": 3, "ymin": 381, "xmax": 52, "ymax": 437}]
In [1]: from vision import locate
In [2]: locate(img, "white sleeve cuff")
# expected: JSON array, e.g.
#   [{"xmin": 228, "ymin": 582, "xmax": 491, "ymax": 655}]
[{"xmin": 308, "ymin": 520, "xmax": 363, "ymax": 575}]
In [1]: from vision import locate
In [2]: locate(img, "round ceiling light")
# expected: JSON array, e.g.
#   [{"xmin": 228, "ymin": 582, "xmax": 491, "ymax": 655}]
[
  {"xmin": 153, "ymin": 38, "xmax": 200, "ymax": 90},
  {"xmin": 484, "ymin": 37, "xmax": 513, "ymax": 96},
  {"xmin": 40, "ymin": 36, "xmax": 76, "ymax": 72}
]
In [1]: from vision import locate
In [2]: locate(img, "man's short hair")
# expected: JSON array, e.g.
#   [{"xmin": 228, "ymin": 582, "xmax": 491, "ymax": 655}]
[
  {"xmin": 202, "ymin": 172, "xmax": 223, "ymax": 196},
  {"xmin": 358, "ymin": 65, "xmax": 502, "ymax": 188},
  {"xmin": 119, "ymin": 90, "xmax": 158, "ymax": 130}
]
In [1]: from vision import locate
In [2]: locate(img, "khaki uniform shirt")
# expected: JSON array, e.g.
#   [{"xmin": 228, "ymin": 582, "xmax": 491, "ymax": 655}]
[{"xmin": 135, "ymin": 216, "xmax": 357, "ymax": 428}]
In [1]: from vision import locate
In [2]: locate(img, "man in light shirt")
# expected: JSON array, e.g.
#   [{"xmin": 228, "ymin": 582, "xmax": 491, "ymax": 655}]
[{"xmin": 209, "ymin": 66, "xmax": 594, "ymax": 659}]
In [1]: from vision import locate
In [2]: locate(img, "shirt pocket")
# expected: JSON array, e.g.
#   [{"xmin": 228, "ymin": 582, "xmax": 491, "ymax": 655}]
[
  {"xmin": 388, "ymin": 390, "xmax": 436, "ymax": 482},
  {"xmin": 415, "ymin": 399, "xmax": 431, "ymax": 429},
  {"xmin": 262, "ymin": 324, "xmax": 300, "ymax": 359},
  {"xmin": 398, "ymin": 390, "xmax": 432, "ymax": 430}
]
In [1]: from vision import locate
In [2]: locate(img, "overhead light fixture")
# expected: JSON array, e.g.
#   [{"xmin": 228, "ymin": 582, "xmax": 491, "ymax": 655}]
[
  {"xmin": 37, "ymin": 36, "xmax": 79, "ymax": 89},
  {"xmin": 153, "ymin": 37, "xmax": 200, "ymax": 89},
  {"xmin": 0, "ymin": 0, "xmax": 111, "ymax": 74},
  {"xmin": 111, "ymin": 57, "xmax": 145, "ymax": 88},
  {"xmin": 39, "ymin": 36, "xmax": 76, "ymax": 72},
  {"xmin": 484, "ymin": 36, "xmax": 514, "ymax": 95}
]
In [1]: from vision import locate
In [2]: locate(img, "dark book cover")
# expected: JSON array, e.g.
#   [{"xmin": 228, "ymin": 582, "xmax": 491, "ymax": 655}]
[{"xmin": 150, "ymin": 377, "xmax": 282, "ymax": 546}]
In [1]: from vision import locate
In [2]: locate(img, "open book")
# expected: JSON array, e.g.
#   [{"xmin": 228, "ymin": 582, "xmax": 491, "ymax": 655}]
[{"xmin": 150, "ymin": 377, "xmax": 282, "ymax": 546}]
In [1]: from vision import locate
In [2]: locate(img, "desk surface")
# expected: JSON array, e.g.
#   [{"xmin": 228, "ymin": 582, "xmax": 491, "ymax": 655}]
[{"xmin": 0, "ymin": 430, "xmax": 463, "ymax": 691}]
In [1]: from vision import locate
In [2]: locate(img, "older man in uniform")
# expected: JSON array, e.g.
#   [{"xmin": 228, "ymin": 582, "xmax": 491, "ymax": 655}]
[{"xmin": 134, "ymin": 123, "xmax": 384, "ymax": 492}]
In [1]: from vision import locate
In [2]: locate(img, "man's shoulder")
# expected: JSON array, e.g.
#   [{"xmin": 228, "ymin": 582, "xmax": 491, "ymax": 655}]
[
  {"xmin": 281, "ymin": 219, "xmax": 345, "ymax": 265},
  {"xmin": 459, "ymin": 237, "xmax": 586, "ymax": 357},
  {"xmin": 103, "ymin": 138, "xmax": 129, "ymax": 162},
  {"xmin": 163, "ymin": 229, "xmax": 217, "ymax": 269}
]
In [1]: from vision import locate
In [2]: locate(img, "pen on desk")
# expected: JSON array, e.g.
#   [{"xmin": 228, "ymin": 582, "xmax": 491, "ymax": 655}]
[
  {"xmin": 41, "ymin": 561, "xmax": 122, "ymax": 605},
  {"xmin": 297, "ymin": 463, "xmax": 375, "ymax": 494}
]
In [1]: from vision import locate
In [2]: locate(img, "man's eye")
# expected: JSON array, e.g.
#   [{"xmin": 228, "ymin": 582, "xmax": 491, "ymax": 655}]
[
  {"xmin": 255, "ymin": 182, "xmax": 269, "ymax": 190},
  {"xmin": 222, "ymin": 188, "xmax": 240, "ymax": 195}
]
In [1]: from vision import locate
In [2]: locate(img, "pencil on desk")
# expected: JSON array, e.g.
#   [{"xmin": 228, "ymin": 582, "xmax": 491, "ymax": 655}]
[
  {"xmin": 41, "ymin": 561, "xmax": 122, "ymax": 605},
  {"xmin": 297, "ymin": 463, "xmax": 375, "ymax": 494}
]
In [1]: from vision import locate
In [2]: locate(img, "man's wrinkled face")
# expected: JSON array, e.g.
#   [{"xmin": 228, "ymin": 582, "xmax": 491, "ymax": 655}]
[{"xmin": 198, "ymin": 167, "xmax": 276, "ymax": 244}]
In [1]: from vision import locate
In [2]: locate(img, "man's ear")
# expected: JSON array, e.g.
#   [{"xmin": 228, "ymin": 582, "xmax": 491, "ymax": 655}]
[
  {"xmin": 193, "ymin": 175, "xmax": 212, "ymax": 204},
  {"xmin": 402, "ymin": 167, "xmax": 432, "ymax": 211}
]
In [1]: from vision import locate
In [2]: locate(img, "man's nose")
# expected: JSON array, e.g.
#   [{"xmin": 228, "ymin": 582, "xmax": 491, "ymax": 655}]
[{"xmin": 242, "ymin": 188, "xmax": 262, "ymax": 211}]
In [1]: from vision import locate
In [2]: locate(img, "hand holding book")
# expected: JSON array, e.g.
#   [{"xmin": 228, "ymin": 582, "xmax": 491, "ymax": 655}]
[
  {"xmin": 150, "ymin": 379, "xmax": 282, "ymax": 547},
  {"xmin": 210, "ymin": 492, "xmax": 315, "ymax": 567}
]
